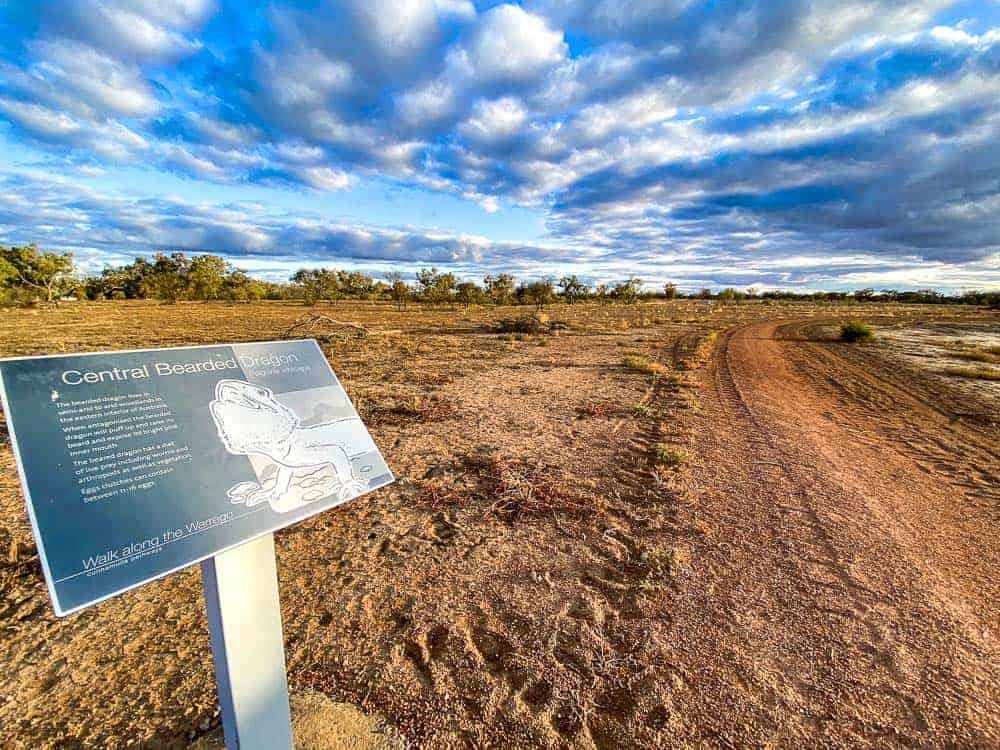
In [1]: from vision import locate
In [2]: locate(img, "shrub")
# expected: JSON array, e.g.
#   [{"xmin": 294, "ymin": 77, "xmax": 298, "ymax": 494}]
[
  {"xmin": 840, "ymin": 321, "xmax": 873, "ymax": 343},
  {"xmin": 652, "ymin": 444, "xmax": 687, "ymax": 468},
  {"xmin": 622, "ymin": 354, "xmax": 667, "ymax": 375},
  {"xmin": 491, "ymin": 314, "xmax": 548, "ymax": 334}
]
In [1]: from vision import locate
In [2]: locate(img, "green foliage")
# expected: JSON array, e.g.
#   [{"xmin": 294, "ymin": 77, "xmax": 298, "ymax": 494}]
[
  {"xmin": 221, "ymin": 270, "xmax": 266, "ymax": 301},
  {"xmin": 384, "ymin": 271, "xmax": 410, "ymax": 310},
  {"xmin": 483, "ymin": 273, "xmax": 514, "ymax": 305},
  {"xmin": 187, "ymin": 254, "xmax": 229, "ymax": 300},
  {"xmin": 652, "ymin": 444, "xmax": 688, "ymax": 468},
  {"xmin": 717, "ymin": 287, "xmax": 747, "ymax": 303},
  {"xmin": 612, "ymin": 277, "xmax": 642, "ymax": 304},
  {"xmin": 840, "ymin": 321, "xmax": 874, "ymax": 342},
  {"xmin": 8, "ymin": 239, "xmax": 999, "ymax": 311},
  {"xmin": 519, "ymin": 278, "xmax": 555, "ymax": 309},
  {"xmin": 622, "ymin": 354, "xmax": 667, "ymax": 375},
  {"xmin": 416, "ymin": 267, "xmax": 456, "ymax": 304},
  {"xmin": 558, "ymin": 274, "xmax": 588, "ymax": 304},
  {"xmin": 0, "ymin": 243, "xmax": 75, "ymax": 303},
  {"xmin": 291, "ymin": 268, "xmax": 341, "ymax": 304},
  {"xmin": 455, "ymin": 281, "xmax": 485, "ymax": 306}
]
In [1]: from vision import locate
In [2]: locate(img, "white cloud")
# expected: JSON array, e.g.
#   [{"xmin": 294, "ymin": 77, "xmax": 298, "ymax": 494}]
[
  {"xmin": 52, "ymin": 0, "xmax": 212, "ymax": 62},
  {"xmin": 459, "ymin": 97, "xmax": 528, "ymax": 142},
  {"xmin": 296, "ymin": 166, "xmax": 352, "ymax": 191},
  {"xmin": 397, "ymin": 78, "xmax": 458, "ymax": 127},
  {"xmin": 460, "ymin": 4, "xmax": 566, "ymax": 82},
  {"xmin": 0, "ymin": 99, "xmax": 81, "ymax": 138}
]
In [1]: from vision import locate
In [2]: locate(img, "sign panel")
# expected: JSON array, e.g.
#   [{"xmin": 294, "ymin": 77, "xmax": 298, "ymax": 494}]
[{"xmin": 0, "ymin": 339, "xmax": 393, "ymax": 615}]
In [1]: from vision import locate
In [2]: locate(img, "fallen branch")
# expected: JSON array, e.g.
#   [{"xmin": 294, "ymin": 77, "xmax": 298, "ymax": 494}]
[{"xmin": 281, "ymin": 314, "xmax": 370, "ymax": 341}]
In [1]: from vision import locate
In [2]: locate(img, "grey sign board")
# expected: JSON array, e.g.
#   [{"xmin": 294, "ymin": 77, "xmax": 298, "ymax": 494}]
[{"xmin": 0, "ymin": 339, "xmax": 393, "ymax": 615}]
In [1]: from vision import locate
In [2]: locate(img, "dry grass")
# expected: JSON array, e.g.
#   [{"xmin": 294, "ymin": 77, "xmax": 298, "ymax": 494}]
[
  {"xmin": 2, "ymin": 298, "xmax": 999, "ymax": 749},
  {"xmin": 943, "ymin": 365, "xmax": 1000, "ymax": 381},
  {"xmin": 411, "ymin": 482, "xmax": 464, "ymax": 511},
  {"xmin": 951, "ymin": 350, "xmax": 1000, "ymax": 364},
  {"xmin": 360, "ymin": 395, "xmax": 457, "ymax": 426},
  {"xmin": 466, "ymin": 453, "xmax": 589, "ymax": 520},
  {"xmin": 622, "ymin": 354, "xmax": 668, "ymax": 375},
  {"xmin": 576, "ymin": 400, "xmax": 620, "ymax": 418}
]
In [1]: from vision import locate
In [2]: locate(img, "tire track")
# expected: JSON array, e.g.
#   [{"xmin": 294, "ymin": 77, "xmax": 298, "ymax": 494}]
[
  {"xmin": 690, "ymin": 321, "xmax": 1000, "ymax": 746},
  {"xmin": 774, "ymin": 320, "xmax": 1000, "ymax": 509}
]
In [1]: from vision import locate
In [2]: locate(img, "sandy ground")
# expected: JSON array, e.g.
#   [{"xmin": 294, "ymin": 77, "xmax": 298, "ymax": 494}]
[{"xmin": 0, "ymin": 300, "xmax": 997, "ymax": 748}]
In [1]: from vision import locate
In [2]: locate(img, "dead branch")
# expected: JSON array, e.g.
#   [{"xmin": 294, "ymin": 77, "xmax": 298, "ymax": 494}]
[{"xmin": 281, "ymin": 314, "xmax": 370, "ymax": 341}]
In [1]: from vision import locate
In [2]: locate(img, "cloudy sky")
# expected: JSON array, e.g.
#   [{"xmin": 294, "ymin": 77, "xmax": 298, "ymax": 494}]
[{"xmin": 0, "ymin": 1, "xmax": 998, "ymax": 291}]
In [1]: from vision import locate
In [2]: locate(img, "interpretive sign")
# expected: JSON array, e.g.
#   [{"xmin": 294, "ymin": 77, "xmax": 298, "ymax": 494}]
[{"xmin": 0, "ymin": 339, "xmax": 393, "ymax": 616}]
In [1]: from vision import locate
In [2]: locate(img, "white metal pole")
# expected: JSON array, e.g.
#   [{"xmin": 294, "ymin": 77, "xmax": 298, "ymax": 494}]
[{"xmin": 201, "ymin": 533, "xmax": 294, "ymax": 750}]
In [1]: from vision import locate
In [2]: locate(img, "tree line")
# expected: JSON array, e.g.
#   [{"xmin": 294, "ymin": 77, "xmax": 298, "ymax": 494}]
[{"xmin": 2, "ymin": 244, "xmax": 997, "ymax": 307}]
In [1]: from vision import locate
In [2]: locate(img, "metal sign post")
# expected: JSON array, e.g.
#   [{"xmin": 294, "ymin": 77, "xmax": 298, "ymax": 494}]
[{"xmin": 201, "ymin": 533, "xmax": 294, "ymax": 750}]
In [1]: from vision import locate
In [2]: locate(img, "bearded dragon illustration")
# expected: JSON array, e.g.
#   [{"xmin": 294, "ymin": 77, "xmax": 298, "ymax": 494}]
[{"xmin": 209, "ymin": 379, "xmax": 376, "ymax": 513}]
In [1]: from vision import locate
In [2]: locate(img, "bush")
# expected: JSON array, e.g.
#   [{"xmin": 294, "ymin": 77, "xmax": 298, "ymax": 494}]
[
  {"xmin": 652, "ymin": 444, "xmax": 688, "ymax": 468},
  {"xmin": 840, "ymin": 321, "xmax": 873, "ymax": 343},
  {"xmin": 492, "ymin": 314, "xmax": 548, "ymax": 334},
  {"xmin": 622, "ymin": 354, "xmax": 668, "ymax": 375}
]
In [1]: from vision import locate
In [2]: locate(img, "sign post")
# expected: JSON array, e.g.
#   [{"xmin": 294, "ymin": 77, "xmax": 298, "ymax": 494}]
[
  {"xmin": 202, "ymin": 534, "xmax": 293, "ymax": 750},
  {"xmin": 0, "ymin": 340, "xmax": 393, "ymax": 749}
]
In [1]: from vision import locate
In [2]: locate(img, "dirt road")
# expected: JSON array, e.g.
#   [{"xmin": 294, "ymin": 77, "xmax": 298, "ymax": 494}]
[{"xmin": 667, "ymin": 320, "xmax": 1000, "ymax": 746}]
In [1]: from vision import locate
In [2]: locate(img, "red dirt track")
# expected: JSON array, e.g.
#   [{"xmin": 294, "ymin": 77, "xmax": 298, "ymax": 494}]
[{"xmin": 669, "ymin": 320, "xmax": 999, "ymax": 746}]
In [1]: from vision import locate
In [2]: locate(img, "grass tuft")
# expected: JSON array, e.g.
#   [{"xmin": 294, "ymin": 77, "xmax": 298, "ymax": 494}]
[
  {"xmin": 622, "ymin": 354, "xmax": 667, "ymax": 375},
  {"xmin": 652, "ymin": 444, "xmax": 688, "ymax": 468},
  {"xmin": 840, "ymin": 320, "xmax": 874, "ymax": 343}
]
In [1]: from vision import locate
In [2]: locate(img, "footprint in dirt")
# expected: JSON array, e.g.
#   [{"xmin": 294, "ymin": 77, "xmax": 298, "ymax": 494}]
[
  {"xmin": 469, "ymin": 625, "xmax": 527, "ymax": 693},
  {"xmin": 400, "ymin": 624, "xmax": 450, "ymax": 690}
]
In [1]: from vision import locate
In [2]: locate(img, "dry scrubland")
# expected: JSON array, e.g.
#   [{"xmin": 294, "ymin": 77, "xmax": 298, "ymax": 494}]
[{"xmin": 1, "ymin": 299, "xmax": 998, "ymax": 749}]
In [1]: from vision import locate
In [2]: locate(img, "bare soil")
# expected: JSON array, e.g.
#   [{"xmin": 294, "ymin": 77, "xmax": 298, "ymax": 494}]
[{"xmin": 0, "ymin": 300, "xmax": 997, "ymax": 748}]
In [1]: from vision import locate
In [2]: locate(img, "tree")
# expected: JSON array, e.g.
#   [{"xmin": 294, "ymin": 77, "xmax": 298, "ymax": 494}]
[
  {"xmin": 558, "ymin": 274, "xmax": 588, "ymax": 304},
  {"xmin": 385, "ymin": 271, "xmax": 410, "ymax": 311},
  {"xmin": 338, "ymin": 270, "xmax": 377, "ymax": 299},
  {"xmin": 522, "ymin": 278, "xmax": 555, "ymax": 310},
  {"xmin": 662, "ymin": 282, "xmax": 678, "ymax": 300},
  {"xmin": 187, "ymin": 254, "xmax": 229, "ymax": 300},
  {"xmin": 595, "ymin": 283, "xmax": 610, "ymax": 304},
  {"xmin": 483, "ymin": 273, "xmax": 514, "ymax": 305},
  {"xmin": 0, "ymin": 244, "xmax": 75, "ymax": 303},
  {"xmin": 222, "ymin": 270, "xmax": 265, "ymax": 301},
  {"xmin": 148, "ymin": 253, "xmax": 192, "ymax": 301},
  {"xmin": 612, "ymin": 277, "xmax": 643, "ymax": 304},
  {"xmin": 455, "ymin": 281, "xmax": 485, "ymax": 307},
  {"xmin": 291, "ymin": 268, "xmax": 341, "ymax": 304},
  {"xmin": 416, "ymin": 267, "xmax": 456, "ymax": 305}
]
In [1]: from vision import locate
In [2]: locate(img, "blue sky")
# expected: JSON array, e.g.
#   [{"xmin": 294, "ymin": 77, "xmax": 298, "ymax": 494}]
[{"xmin": 0, "ymin": 1, "xmax": 998, "ymax": 291}]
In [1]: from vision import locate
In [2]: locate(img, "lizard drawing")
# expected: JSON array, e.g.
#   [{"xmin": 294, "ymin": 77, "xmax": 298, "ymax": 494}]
[{"xmin": 209, "ymin": 379, "xmax": 375, "ymax": 512}]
